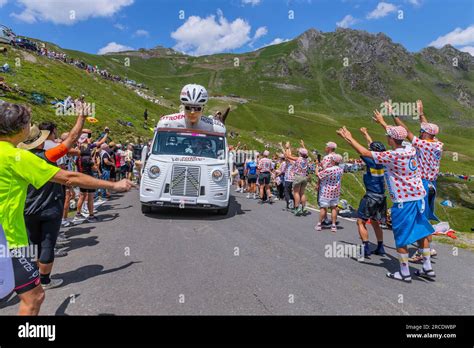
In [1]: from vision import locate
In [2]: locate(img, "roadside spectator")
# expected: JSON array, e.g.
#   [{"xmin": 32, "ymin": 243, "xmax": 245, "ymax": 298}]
[{"xmin": 0, "ymin": 102, "xmax": 133, "ymax": 315}]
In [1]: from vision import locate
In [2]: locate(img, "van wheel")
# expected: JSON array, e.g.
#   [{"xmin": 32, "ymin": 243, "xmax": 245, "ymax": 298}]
[
  {"xmin": 141, "ymin": 204, "xmax": 152, "ymax": 214},
  {"xmin": 217, "ymin": 205, "xmax": 229, "ymax": 216}
]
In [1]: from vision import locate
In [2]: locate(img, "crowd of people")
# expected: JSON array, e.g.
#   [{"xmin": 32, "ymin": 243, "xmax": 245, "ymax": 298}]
[
  {"xmin": 229, "ymin": 99, "xmax": 444, "ymax": 283},
  {"xmin": 0, "ymin": 99, "xmax": 145, "ymax": 314},
  {"xmin": 4, "ymin": 32, "xmax": 146, "ymax": 90}
]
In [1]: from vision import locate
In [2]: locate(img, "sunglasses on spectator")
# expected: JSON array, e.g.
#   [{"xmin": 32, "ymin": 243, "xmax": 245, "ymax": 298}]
[{"xmin": 184, "ymin": 106, "xmax": 202, "ymax": 112}]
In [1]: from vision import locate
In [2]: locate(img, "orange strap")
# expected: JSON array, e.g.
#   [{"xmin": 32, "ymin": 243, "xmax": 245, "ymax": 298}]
[{"xmin": 45, "ymin": 143, "xmax": 68, "ymax": 163}]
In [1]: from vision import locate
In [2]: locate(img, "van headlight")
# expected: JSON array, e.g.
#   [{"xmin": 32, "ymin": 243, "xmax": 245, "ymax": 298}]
[
  {"xmin": 148, "ymin": 165, "xmax": 160, "ymax": 179},
  {"xmin": 211, "ymin": 169, "xmax": 224, "ymax": 182}
]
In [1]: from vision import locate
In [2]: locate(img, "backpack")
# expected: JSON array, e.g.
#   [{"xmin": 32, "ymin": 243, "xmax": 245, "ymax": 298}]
[{"xmin": 78, "ymin": 146, "xmax": 93, "ymax": 173}]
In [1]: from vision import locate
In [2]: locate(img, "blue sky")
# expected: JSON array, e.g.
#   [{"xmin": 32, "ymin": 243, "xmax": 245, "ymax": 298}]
[{"xmin": 0, "ymin": 0, "xmax": 473, "ymax": 56}]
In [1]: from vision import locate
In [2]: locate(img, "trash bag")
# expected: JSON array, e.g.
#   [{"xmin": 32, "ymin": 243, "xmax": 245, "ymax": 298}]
[
  {"xmin": 30, "ymin": 92, "xmax": 45, "ymax": 105},
  {"xmin": 440, "ymin": 200, "xmax": 454, "ymax": 207},
  {"xmin": 433, "ymin": 221, "xmax": 450, "ymax": 233}
]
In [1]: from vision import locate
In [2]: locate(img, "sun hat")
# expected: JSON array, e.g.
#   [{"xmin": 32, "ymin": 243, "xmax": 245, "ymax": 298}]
[
  {"xmin": 386, "ymin": 126, "xmax": 407, "ymax": 140},
  {"xmin": 326, "ymin": 141, "xmax": 337, "ymax": 149},
  {"xmin": 17, "ymin": 125, "xmax": 50, "ymax": 150},
  {"xmin": 420, "ymin": 122, "xmax": 439, "ymax": 136}
]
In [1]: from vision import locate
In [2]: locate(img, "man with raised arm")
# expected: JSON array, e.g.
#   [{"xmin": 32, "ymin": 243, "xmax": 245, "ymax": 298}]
[
  {"xmin": 356, "ymin": 127, "xmax": 387, "ymax": 257},
  {"xmin": 388, "ymin": 100, "xmax": 443, "ymax": 262},
  {"xmin": 336, "ymin": 109, "xmax": 435, "ymax": 283}
]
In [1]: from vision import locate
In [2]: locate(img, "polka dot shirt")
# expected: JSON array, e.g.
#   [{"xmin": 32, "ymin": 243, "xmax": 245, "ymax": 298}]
[
  {"xmin": 371, "ymin": 147, "xmax": 426, "ymax": 203},
  {"xmin": 318, "ymin": 165, "xmax": 343, "ymax": 200},
  {"xmin": 412, "ymin": 136, "xmax": 443, "ymax": 182}
]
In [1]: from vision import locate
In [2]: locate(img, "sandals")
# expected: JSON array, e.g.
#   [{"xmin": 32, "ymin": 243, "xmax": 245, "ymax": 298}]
[
  {"xmin": 415, "ymin": 267, "xmax": 436, "ymax": 279},
  {"xmin": 386, "ymin": 271, "xmax": 412, "ymax": 283}
]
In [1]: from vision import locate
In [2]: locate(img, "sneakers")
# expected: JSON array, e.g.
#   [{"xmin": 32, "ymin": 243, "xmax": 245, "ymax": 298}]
[
  {"xmin": 55, "ymin": 235, "xmax": 68, "ymax": 246},
  {"xmin": 86, "ymin": 215, "xmax": 98, "ymax": 223},
  {"xmin": 331, "ymin": 224, "xmax": 337, "ymax": 233},
  {"xmin": 42, "ymin": 278, "xmax": 64, "ymax": 290},
  {"xmin": 54, "ymin": 248, "xmax": 68, "ymax": 257},
  {"xmin": 363, "ymin": 243, "xmax": 372, "ymax": 258},
  {"xmin": 234, "ymin": 187, "xmax": 241, "ymax": 192},
  {"xmin": 253, "ymin": 194, "xmax": 258, "ymax": 200},
  {"xmin": 430, "ymin": 248, "xmax": 437, "ymax": 257},
  {"xmin": 61, "ymin": 219, "xmax": 71, "ymax": 227},
  {"xmin": 246, "ymin": 193, "xmax": 250, "ymax": 199},
  {"xmin": 315, "ymin": 223, "xmax": 322, "ymax": 231},
  {"xmin": 372, "ymin": 245, "xmax": 386, "ymax": 256},
  {"xmin": 294, "ymin": 207, "xmax": 303, "ymax": 216},
  {"xmin": 72, "ymin": 214, "xmax": 86, "ymax": 225}
]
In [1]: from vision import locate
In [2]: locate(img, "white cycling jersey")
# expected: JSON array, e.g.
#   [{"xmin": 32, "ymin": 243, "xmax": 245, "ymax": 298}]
[{"xmin": 157, "ymin": 113, "xmax": 226, "ymax": 134}]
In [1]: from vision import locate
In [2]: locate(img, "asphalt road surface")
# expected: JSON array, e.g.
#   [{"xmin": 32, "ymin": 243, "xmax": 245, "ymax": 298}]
[{"xmin": 1, "ymin": 189, "xmax": 473, "ymax": 315}]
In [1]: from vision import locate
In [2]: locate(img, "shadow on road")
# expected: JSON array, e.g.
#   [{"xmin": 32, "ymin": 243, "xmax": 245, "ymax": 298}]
[
  {"xmin": 64, "ymin": 225, "xmax": 96, "ymax": 238},
  {"xmin": 55, "ymin": 294, "xmax": 81, "ymax": 316},
  {"xmin": 340, "ymin": 240, "xmax": 434, "ymax": 282},
  {"xmin": 65, "ymin": 236, "xmax": 99, "ymax": 252},
  {"xmin": 56, "ymin": 261, "xmax": 142, "ymax": 287},
  {"xmin": 143, "ymin": 195, "xmax": 244, "ymax": 221}
]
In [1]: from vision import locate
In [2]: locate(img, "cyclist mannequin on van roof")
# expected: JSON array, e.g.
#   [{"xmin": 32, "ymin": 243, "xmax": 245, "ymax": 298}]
[{"xmin": 157, "ymin": 84, "xmax": 226, "ymax": 134}]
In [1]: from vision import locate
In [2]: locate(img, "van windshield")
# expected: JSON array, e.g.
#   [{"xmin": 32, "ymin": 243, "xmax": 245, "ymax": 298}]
[{"xmin": 152, "ymin": 131, "xmax": 225, "ymax": 159}]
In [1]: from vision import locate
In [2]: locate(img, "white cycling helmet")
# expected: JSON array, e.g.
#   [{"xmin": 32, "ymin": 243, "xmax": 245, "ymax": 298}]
[{"xmin": 180, "ymin": 84, "xmax": 208, "ymax": 106}]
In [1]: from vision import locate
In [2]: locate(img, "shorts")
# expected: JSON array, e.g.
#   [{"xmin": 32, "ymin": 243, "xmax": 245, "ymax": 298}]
[
  {"xmin": 259, "ymin": 172, "xmax": 271, "ymax": 185},
  {"xmin": 247, "ymin": 174, "xmax": 257, "ymax": 184},
  {"xmin": 319, "ymin": 197, "xmax": 339, "ymax": 208},
  {"xmin": 10, "ymin": 248, "xmax": 40, "ymax": 295},
  {"xmin": 357, "ymin": 192, "xmax": 387, "ymax": 223},
  {"xmin": 237, "ymin": 167, "xmax": 245, "ymax": 179},
  {"xmin": 110, "ymin": 167, "xmax": 116, "ymax": 180},
  {"xmin": 293, "ymin": 175, "xmax": 308, "ymax": 189}
]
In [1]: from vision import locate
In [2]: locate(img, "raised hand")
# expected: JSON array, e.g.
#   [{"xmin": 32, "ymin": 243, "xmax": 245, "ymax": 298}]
[
  {"xmin": 360, "ymin": 127, "xmax": 368, "ymax": 135},
  {"xmin": 372, "ymin": 110, "xmax": 384, "ymax": 124},
  {"xmin": 417, "ymin": 99, "xmax": 423, "ymax": 116},
  {"xmin": 337, "ymin": 126, "xmax": 352, "ymax": 141}
]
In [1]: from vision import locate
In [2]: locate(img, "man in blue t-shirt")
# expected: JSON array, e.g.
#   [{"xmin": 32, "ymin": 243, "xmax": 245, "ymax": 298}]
[
  {"xmin": 245, "ymin": 156, "xmax": 258, "ymax": 199},
  {"xmin": 357, "ymin": 128, "xmax": 387, "ymax": 258}
]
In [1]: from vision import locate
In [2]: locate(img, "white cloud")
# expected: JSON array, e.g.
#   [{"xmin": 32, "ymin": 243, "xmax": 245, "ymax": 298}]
[
  {"xmin": 98, "ymin": 42, "xmax": 134, "ymax": 55},
  {"xmin": 171, "ymin": 11, "xmax": 258, "ymax": 56},
  {"xmin": 242, "ymin": 0, "xmax": 261, "ymax": 6},
  {"xmin": 0, "ymin": 0, "xmax": 8, "ymax": 8},
  {"xmin": 459, "ymin": 46, "xmax": 474, "ymax": 56},
  {"xmin": 114, "ymin": 23, "xmax": 127, "ymax": 31},
  {"xmin": 429, "ymin": 25, "xmax": 474, "ymax": 48},
  {"xmin": 10, "ymin": 0, "xmax": 134, "ymax": 25},
  {"xmin": 261, "ymin": 37, "xmax": 290, "ymax": 48},
  {"xmin": 134, "ymin": 29, "xmax": 149, "ymax": 37},
  {"xmin": 407, "ymin": 0, "xmax": 421, "ymax": 6},
  {"xmin": 253, "ymin": 26, "xmax": 267, "ymax": 40},
  {"xmin": 366, "ymin": 2, "xmax": 398, "ymax": 20},
  {"xmin": 336, "ymin": 15, "xmax": 358, "ymax": 28}
]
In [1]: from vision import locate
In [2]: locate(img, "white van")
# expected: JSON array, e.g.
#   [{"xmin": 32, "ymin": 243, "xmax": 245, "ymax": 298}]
[
  {"xmin": 0, "ymin": 25, "xmax": 15, "ymax": 45},
  {"xmin": 140, "ymin": 127, "xmax": 231, "ymax": 215}
]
